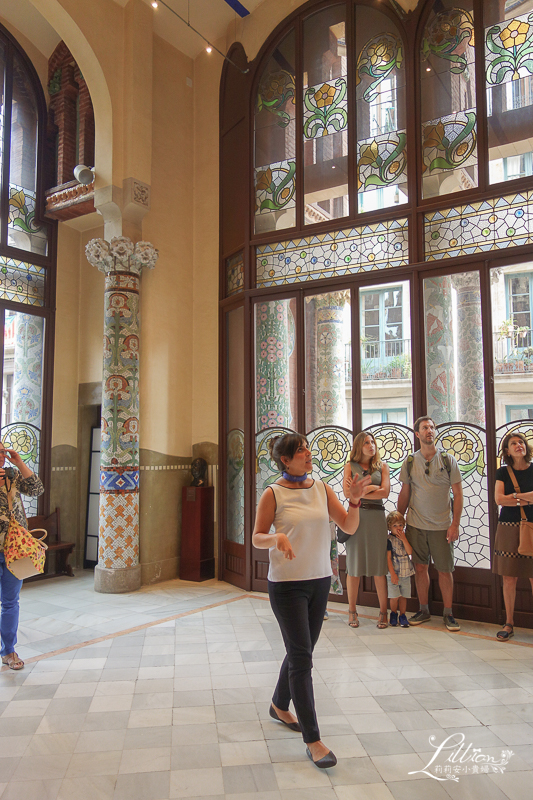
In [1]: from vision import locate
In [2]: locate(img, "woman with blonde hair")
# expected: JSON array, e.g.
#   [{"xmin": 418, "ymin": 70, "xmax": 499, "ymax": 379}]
[{"xmin": 342, "ymin": 431, "xmax": 390, "ymax": 629}]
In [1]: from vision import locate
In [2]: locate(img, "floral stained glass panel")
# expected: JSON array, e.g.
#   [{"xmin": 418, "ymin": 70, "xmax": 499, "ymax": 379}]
[
  {"xmin": 303, "ymin": 6, "xmax": 348, "ymax": 224},
  {"xmin": 255, "ymin": 30, "xmax": 296, "ymax": 234},
  {"xmin": 254, "ymin": 160, "xmax": 296, "ymax": 226},
  {"xmin": 485, "ymin": 5, "xmax": 533, "ymax": 185},
  {"xmin": 420, "ymin": 2, "xmax": 477, "ymax": 198},
  {"xmin": 7, "ymin": 184, "xmax": 48, "ymax": 256},
  {"xmin": 356, "ymin": 6, "xmax": 407, "ymax": 213}
]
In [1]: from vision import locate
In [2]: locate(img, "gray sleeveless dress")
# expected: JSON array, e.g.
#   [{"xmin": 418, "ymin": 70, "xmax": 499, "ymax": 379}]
[{"xmin": 345, "ymin": 462, "xmax": 388, "ymax": 577}]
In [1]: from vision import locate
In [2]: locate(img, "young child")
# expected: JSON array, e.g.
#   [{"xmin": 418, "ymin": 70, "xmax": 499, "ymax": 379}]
[{"xmin": 386, "ymin": 511, "xmax": 415, "ymax": 628}]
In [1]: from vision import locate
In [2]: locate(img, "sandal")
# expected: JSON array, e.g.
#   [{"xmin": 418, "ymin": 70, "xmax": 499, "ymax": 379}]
[
  {"xmin": 348, "ymin": 611, "xmax": 359, "ymax": 628},
  {"xmin": 1, "ymin": 652, "xmax": 24, "ymax": 670},
  {"xmin": 377, "ymin": 612, "xmax": 388, "ymax": 629},
  {"xmin": 496, "ymin": 624, "xmax": 514, "ymax": 642}
]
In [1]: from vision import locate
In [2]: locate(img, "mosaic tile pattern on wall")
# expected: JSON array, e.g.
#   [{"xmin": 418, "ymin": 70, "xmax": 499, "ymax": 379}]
[{"xmin": 256, "ymin": 218, "xmax": 409, "ymax": 287}]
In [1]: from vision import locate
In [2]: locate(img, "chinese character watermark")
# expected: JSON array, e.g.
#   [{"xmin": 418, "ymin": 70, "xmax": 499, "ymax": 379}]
[{"xmin": 409, "ymin": 733, "xmax": 514, "ymax": 782}]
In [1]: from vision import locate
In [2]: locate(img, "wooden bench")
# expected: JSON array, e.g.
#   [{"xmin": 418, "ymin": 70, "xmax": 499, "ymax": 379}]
[{"xmin": 26, "ymin": 507, "xmax": 75, "ymax": 580}]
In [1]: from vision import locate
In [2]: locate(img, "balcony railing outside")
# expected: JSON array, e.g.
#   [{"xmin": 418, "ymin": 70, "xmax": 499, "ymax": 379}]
[
  {"xmin": 493, "ymin": 329, "xmax": 533, "ymax": 374},
  {"xmin": 345, "ymin": 338, "xmax": 412, "ymax": 382}
]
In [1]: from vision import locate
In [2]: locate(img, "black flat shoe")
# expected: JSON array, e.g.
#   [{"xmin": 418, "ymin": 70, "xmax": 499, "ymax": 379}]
[
  {"xmin": 269, "ymin": 704, "xmax": 301, "ymax": 732},
  {"xmin": 306, "ymin": 746, "xmax": 337, "ymax": 769}
]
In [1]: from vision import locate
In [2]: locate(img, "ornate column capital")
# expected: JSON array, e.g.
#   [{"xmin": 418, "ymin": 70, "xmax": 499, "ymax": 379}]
[{"xmin": 85, "ymin": 236, "xmax": 158, "ymax": 275}]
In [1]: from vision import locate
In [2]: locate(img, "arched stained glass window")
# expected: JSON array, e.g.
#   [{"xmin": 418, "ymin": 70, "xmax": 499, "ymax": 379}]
[
  {"xmin": 0, "ymin": 23, "xmax": 54, "ymax": 516},
  {"xmin": 254, "ymin": 30, "xmax": 296, "ymax": 234},
  {"xmin": 420, "ymin": 1, "xmax": 477, "ymax": 198},
  {"xmin": 356, "ymin": 5, "xmax": 406, "ymax": 212}
]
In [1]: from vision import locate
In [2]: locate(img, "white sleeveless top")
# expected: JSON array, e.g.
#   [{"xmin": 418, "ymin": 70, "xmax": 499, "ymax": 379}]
[{"xmin": 267, "ymin": 480, "xmax": 332, "ymax": 583}]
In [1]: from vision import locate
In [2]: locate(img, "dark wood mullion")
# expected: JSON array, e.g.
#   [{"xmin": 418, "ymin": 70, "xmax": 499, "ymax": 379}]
[
  {"xmin": 295, "ymin": 290, "xmax": 306, "ymax": 435},
  {"xmin": 351, "ymin": 285, "xmax": 361, "ymax": 433},
  {"xmin": 0, "ymin": 307, "xmax": 5, "ymax": 428},
  {"xmin": 346, "ymin": 0, "xmax": 357, "ymax": 221},
  {"xmin": 295, "ymin": 17, "xmax": 304, "ymax": 232},
  {"xmin": 0, "ymin": 41, "xmax": 13, "ymax": 252},
  {"xmin": 479, "ymin": 259, "xmax": 502, "ymax": 619},
  {"xmin": 217, "ymin": 294, "xmax": 227, "ymax": 580},
  {"xmin": 39, "ymin": 308, "xmax": 54, "ymax": 515},
  {"xmin": 243, "ymin": 293, "xmax": 254, "ymax": 590},
  {"xmin": 410, "ymin": 268, "xmax": 425, "ymax": 425},
  {"xmin": 474, "ymin": 0, "xmax": 489, "ymax": 194}
]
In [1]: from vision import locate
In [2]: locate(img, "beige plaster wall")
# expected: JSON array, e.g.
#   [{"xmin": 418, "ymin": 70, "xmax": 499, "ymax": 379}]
[
  {"xmin": 141, "ymin": 36, "xmax": 194, "ymax": 457},
  {"xmin": 191, "ymin": 50, "xmax": 222, "ymax": 447},
  {"xmin": 52, "ymin": 225, "xmax": 82, "ymax": 449}
]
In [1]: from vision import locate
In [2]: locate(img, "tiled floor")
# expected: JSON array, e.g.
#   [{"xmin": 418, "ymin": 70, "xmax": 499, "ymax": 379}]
[{"xmin": 0, "ymin": 572, "xmax": 531, "ymax": 799}]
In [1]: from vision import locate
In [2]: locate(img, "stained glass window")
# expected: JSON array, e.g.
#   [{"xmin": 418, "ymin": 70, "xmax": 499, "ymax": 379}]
[
  {"xmin": 256, "ymin": 218, "xmax": 408, "ymax": 287},
  {"xmin": 425, "ymin": 191, "xmax": 532, "ymax": 260},
  {"xmin": 303, "ymin": 5, "xmax": 348, "ymax": 224},
  {"xmin": 356, "ymin": 7, "xmax": 407, "ymax": 212},
  {"xmin": 420, "ymin": 2, "xmax": 477, "ymax": 198},
  {"xmin": 226, "ymin": 252, "xmax": 244, "ymax": 297},
  {"xmin": 485, "ymin": 1, "xmax": 533, "ymax": 185},
  {"xmin": 0, "ymin": 254, "xmax": 45, "ymax": 306},
  {"xmin": 255, "ymin": 31, "xmax": 296, "ymax": 234},
  {"xmin": 8, "ymin": 56, "xmax": 49, "ymax": 256}
]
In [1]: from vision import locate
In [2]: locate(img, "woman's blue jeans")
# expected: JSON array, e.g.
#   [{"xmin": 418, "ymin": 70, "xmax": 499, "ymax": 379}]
[{"xmin": 0, "ymin": 553, "xmax": 23, "ymax": 656}]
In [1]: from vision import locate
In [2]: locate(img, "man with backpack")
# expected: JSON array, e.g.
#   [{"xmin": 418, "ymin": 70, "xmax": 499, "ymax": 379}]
[{"xmin": 397, "ymin": 416, "xmax": 463, "ymax": 631}]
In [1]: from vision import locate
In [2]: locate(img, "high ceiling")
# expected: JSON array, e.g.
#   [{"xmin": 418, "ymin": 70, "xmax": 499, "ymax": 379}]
[
  {"xmin": 2, "ymin": 0, "xmax": 420, "ymax": 61},
  {"xmin": 134, "ymin": 0, "xmax": 267, "ymax": 59},
  {"xmin": 0, "ymin": 0, "xmax": 266, "ymax": 60}
]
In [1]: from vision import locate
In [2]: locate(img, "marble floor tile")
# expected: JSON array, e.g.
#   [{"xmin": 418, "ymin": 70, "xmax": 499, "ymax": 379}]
[{"xmin": 0, "ymin": 576, "xmax": 530, "ymax": 800}]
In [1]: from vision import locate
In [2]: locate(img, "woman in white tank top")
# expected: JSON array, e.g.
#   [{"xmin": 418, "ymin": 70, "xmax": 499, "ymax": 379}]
[{"xmin": 253, "ymin": 433, "xmax": 370, "ymax": 769}]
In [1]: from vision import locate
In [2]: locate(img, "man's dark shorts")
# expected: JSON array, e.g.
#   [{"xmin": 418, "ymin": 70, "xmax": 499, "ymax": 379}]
[{"xmin": 405, "ymin": 525, "xmax": 454, "ymax": 572}]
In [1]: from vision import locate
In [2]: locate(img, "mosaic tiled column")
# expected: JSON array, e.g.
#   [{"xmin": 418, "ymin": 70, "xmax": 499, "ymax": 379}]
[
  {"xmin": 452, "ymin": 272, "xmax": 485, "ymax": 427},
  {"xmin": 256, "ymin": 300, "xmax": 293, "ymax": 428},
  {"xmin": 315, "ymin": 292, "xmax": 347, "ymax": 426},
  {"xmin": 13, "ymin": 313, "xmax": 44, "ymax": 427},
  {"xmin": 85, "ymin": 236, "xmax": 158, "ymax": 593},
  {"xmin": 424, "ymin": 277, "xmax": 457, "ymax": 424}
]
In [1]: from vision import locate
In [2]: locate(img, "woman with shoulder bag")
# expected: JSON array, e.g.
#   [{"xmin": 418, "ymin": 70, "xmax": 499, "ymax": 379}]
[
  {"xmin": 253, "ymin": 433, "xmax": 370, "ymax": 769},
  {"xmin": 342, "ymin": 431, "xmax": 390, "ymax": 630},
  {"xmin": 493, "ymin": 432, "xmax": 533, "ymax": 642},
  {"xmin": 0, "ymin": 444, "xmax": 44, "ymax": 669}
]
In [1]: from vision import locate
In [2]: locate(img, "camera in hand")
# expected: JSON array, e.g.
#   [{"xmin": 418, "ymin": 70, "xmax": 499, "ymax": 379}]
[{"xmin": 4, "ymin": 467, "xmax": 16, "ymax": 481}]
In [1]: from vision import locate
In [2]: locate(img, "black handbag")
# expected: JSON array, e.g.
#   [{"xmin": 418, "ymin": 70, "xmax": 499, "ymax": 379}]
[{"xmin": 336, "ymin": 526, "xmax": 350, "ymax": 544}]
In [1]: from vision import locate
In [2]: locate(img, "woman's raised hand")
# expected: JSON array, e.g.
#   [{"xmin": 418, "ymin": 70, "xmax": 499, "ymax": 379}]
[
  {"xmin": 5, "ymin": 449, "xmax": 24, "ymax": 469},
  {"xmin": 348, "ymin": 473, "xmax": 372, "ymax": 503},
  {"xmin": 275, "ymin": 533, "xmax": 295, "ymax": 560}
]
